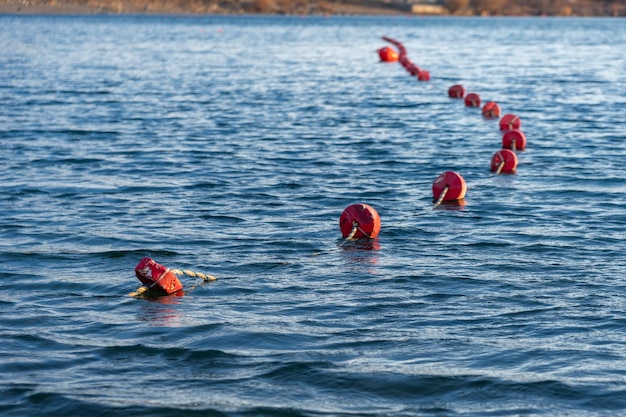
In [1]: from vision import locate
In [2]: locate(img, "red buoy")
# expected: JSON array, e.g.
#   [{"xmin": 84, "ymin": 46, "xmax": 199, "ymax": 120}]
[
  {"xmin": 417, "ymin": 70, "xmax": 430, "ymax": 81},
  {"xmin": 448, "ymin": 84, "xmax": 465, "ymax": 98},
  {"xmin": 432, "ymin": 171, "xmax": 467, "ymax": 202},
  {"xmin": 482, "ymin": 101, "xmax": 501, "ymax": 118},
  {"xmin": 135, "ymin": 257, "xmax": 183, "ymax": 294},
  {"xmin": 339, "ymin": 204, "xmax": 381, "ymax": 239},
  {"xmin": 378, "ymin": 46, "xmax": 399, "ymax": 62},
  {"xmin": 499, "ymin": 113, "xmax": 521, "ymax": 130},
  {"xmin": 464, "ymin": 93, "xmax": 481, "ymax": 107},
  {"xmin": 491, "ymin": 149, "xmax": 518, "ymax": 174},
  {"xmin": 502, "ymin": 129, "xmax": 527, "ymax": 151}
]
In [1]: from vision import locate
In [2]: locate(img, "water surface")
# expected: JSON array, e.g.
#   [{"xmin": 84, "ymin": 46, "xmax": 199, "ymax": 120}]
[{"xmin": 1, "ymin": 15, "xmax": 626, "ymax": 416}]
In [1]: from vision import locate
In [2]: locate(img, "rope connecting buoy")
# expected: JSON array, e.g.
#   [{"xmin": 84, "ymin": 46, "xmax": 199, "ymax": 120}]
[
  {"xmin": 502, "ymin": 129, "xmax": 527, "ymax": 151},
  {"xmin": 170, "ymin": 269, "xmax": 217, "ymax": 281},
  {"xmin": 448, "ymin": 84, "xmax": 465, "ymax": 98},
  {"xmin": 491, "ymin": 149, "xmax": 518, "ymax": 174},
  {"xmin": 464, "ymin": 93, "xmax": 481, "ymax": 107},
  {"xmin": 130, "ymin": 257, "xmax": 216, "ymax": 297},
  {"xmin": 378, "ymin": 46, "xmax": 399, "ymax": 62},
  {"xmin": 432, "ymin": 171, "xmax": 467, "ymax": 206},
  {"xmin": 417, "ymin": 70, "xmax": 430, "ymax": 81},
  {"xmin": 499, "ymin": 113, "xmax": 521, "ymax": 131},
  {"xmin": 482, "ymin": 101, "xmax": 501, "ymax": 118},
  {"xmin": 339, "ymin": 203, "xmax": 381, "ymax": 239}
]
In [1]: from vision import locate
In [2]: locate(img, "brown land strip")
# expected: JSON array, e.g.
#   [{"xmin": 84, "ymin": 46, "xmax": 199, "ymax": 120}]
[
  {"xmin": 0, "ymin": 0, "xmax": 622, "ymax": 16},
  {"xmin": 0, "ymin": 0, "xmax": 409, "ymax": 15}
]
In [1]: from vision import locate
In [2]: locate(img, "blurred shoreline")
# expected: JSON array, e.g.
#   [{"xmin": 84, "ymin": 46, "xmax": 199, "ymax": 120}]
[
  {"xmin": 0, "ymin": 0, "xmax": 622, "ymax": 17},
  {"xmin": 0, "ymin": 0, "xmax": 408, "ymax": 15}
]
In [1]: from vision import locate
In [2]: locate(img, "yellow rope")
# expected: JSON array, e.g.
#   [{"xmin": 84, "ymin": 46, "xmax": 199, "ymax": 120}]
[
  {"xmin": 170, "ymin": 269, "xmax": 217, "ymax": 281},
  {"xmin": 128, "ymin": 285, "xmax": 149, "ymax": 297},
  {"xmin": 345, "ymin": 222, "xmax": 359, "ymax": 240},
  {"xmin": 342, "ymin": 221, "xmax": 375, "ymax": 242},
  {"xmin": 496, "ymin": 160, "xmax": 505, "ymax": 175},
  {"xmin": 433, "ymin": 185, "xmax": 449, "ymax": 208}
]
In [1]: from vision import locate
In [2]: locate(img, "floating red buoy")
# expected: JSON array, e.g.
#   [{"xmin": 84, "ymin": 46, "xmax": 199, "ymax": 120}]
[
  {"xmin": 491, "ymin": 149, "xmax": 518, "ymax": 174},
  {"xmin": 502, "ymin": 129, "xmax": 527, "ymax": 151},
  {"xmin": 339, "ymin": 203, "xmax": 381, "ymax": 239},
  {"xmin": 432, "ymin": 171, "xmax": 467, "ymax": 203},
  {"xmin": 464, "ymin": 93, "xmax": 481, "ymax": 107},
  {"xmin": 417, "ymin": 70, "xmax": 430, "ymax": 81},
  {"xmin": 499, "ymin": 114, "xmax": 521, "ymax": 131},
  {"xmin": 482, "ymin": 101, "xmax": 501, "ymax": 118},
  {"xmin": 135, "ymin": 257, "xmax": 183, "ymax": 294},
  {"xmin": 378, "ymin": 46, "xmax": 399, "ymax": 62},
  {"xmin": 448, "ymin": 84, "xmax": 465, "ymax": 98}
]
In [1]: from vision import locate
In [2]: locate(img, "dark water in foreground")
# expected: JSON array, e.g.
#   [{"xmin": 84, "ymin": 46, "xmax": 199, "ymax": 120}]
[{"xmin": 1, "ymin": 14, "xmax": 626, "ymax": 416}]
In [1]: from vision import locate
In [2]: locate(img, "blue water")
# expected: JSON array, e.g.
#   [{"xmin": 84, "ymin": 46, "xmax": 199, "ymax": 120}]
[{"xmin": 1, "ymin": 14, "xmax": 626, "ymax": 416}]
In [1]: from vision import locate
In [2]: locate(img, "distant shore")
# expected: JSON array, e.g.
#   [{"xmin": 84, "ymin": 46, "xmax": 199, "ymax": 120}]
[
  {"xmin": 0, "ymin": 0, "xmax": 622, "ymax": 16},
  {"xmin": 0, "ymin": 0, "xmax": 409, "ymax": 16},
  {"xmin": 0, "ymin": 1, "xmax": 96, "ymax": 14}
]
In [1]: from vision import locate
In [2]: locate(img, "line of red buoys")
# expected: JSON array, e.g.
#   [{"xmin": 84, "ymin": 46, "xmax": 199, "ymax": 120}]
[
  {"xmin": 340, "ymin": 36, "xmax": 534, "ymax": 241},
  {"xmin": 340, "ymin": 36, "xmax": 533, "ymax": 241},
  {"xmin": 453, "ymin": 85, "xmax": 526, "ymax": 173}
]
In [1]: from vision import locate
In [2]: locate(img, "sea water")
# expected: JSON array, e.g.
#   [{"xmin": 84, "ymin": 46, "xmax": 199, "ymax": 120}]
[{"xmin": 1, "ymin": 14, "xmax": 626, "ymax": 416}]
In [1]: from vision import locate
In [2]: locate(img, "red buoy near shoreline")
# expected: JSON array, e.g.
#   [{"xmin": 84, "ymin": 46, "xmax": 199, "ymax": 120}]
[
  {"xmin": 464, "ymin": 93, "xmax": 481, "ymax": 107},
  {"xmin": 499, "ymin": 114, "xmax": 521, "ymax": 130},
  {"xmin": 491, "ymin": 149, "xmax": 518, "ymax": 174},
  {"xmin": 339, "ymin": 204, "xmax": 381, "ymax": 239},
  {"xmin": 502, "ymin": 129, "xmax": 527, "ymax": 151},
  {"xmin": 482, "ymin": 101, "xmax": 501, "ymax": 118},
  {"xmin": 448, "ymin": 84, "xmax": 465, "ymax": 98},
  {"xmin": 378, "ymin": 46, "xmax": 399, "ymax": 62},
  {"xmin": 432, "ymin": 171, "xmax": 467, "ymax": 202},
  {"xmin": 135, "ymin": 257, "xmax": 183, "ymax": 294}
]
